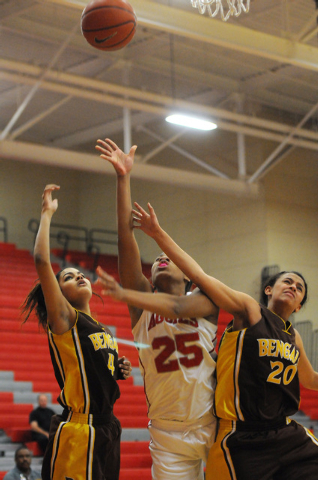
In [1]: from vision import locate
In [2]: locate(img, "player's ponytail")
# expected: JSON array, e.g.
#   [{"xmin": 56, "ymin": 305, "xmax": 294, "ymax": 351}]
[
  {"xmin": 21, "ymin": 281, "xmax": 48, "ymax": 330},
  {"xmin": 21, "ymin": 271, "xmax": 62, "ymax": 330}
]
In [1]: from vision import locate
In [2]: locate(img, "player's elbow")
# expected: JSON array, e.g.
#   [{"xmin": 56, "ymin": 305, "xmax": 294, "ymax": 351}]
[
  {"xmin": 34, "ymin": 252, "xmax": 49, "ymax": 267},
  {"xmin": 170, "ymin": 298, "xmax": 186, "ymax": 318}
]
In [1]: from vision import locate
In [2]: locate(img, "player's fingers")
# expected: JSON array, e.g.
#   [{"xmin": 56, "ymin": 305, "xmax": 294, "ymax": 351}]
[
  {"xmin": 134, "ymin": 202, "xmax": 148, "ymax": 216},
  {"xmin": 96, "ymin": 143, "xmax": 113, "ymax": 156},
  {"xmin": 96, "ymin": 139, "xmax": 108, "ymax": 148},
  {"xmin": 101, "ymin": 289, "xmax": 111, "ymax": 296},
  {"xmin": 105, "ymin": 138, "xmax": 118, "ymax": 150},
  {"xmin": 43, "ymin": 185, "xmax": 60, "ymax": 201},
  {"xmin": 44, "ymin": 184, "xmax": 60, "ymax": 192},
  {"xmin": 95, "ymin": 267, "xmax": 111, "ymax": 281},
  {"xmin": 132, "ymin": 209, "xmax": 142, "ymax": 217},
  {"xmin": 95, "ymin": 145, "xmax": 108, "ymax": 154},
  {"xmin": 129, "ymin": 145, "xmax": 137, "ymax": 156}
]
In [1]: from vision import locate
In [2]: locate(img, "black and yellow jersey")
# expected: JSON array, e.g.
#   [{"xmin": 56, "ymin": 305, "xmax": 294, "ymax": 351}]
[
  {"xmin": 48, "ymin": 310, "xmax": 120, "ymax": 414},
  {"xmin": 215, "ymin": 305, "xmax": 300, "ymax": 422}
]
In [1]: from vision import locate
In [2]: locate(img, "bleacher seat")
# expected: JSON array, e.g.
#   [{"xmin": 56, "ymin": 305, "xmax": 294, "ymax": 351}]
[{"xmin": 25, "ymin": 441, "xmax": 43, "ymax": 457}]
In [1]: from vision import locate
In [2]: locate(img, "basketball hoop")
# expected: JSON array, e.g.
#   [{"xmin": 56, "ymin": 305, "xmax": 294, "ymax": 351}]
[{"xmin": 191, "ymin": 0, "xmax": 250, "ymax": 21}]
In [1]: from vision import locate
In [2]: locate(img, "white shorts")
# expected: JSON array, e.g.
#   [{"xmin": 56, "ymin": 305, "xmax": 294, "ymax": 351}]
[{"xmin": 148, "ymin": 414, "xmax": 217, "ymax": 480}]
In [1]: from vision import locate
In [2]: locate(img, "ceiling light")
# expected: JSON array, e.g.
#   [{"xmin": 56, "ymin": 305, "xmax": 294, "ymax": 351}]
[{"xmin": 165, "ymin": 114, "xmax": 217, "ymax": 131}]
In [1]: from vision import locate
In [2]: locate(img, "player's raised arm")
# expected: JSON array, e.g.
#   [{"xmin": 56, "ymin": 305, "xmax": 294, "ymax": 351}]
[
  {"xmin": 96, "ymin": 139, "xmax": 152, "ymax": 328},
  {"xmin": 133, "ymin": 202, "xmax": 260, "ymax": 329},
  {"xmin": 33, "ymin": 185, "xmax": 76, "ymax": 333}
]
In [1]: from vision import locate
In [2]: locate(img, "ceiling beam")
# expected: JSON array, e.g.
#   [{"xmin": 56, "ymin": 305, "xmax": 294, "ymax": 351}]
[
  {"xmin": 0, "ymin": 23, "xmax": 78, "ymax": 141},
  {"xmin": 52, "ymin": 112, "xmax": 156, "ymax": 148},
  {"xmin": 0, "ymin": 0, "xmax": 37, "ymax": 20},
  {"xmin": 1, "ymin": 58, "xmax": 318, "ymax": 147},
  {"xmin": 0, "ymin": 140, "xmax": 259, "ymax": 196},
  {"xmin": 9, "ymin": 96, "xmax": 72, "ymax": 140},
  {"xmin": 248, "ymin": 99, "xmax": 318, "ymax": 183},
  {"xmin": 2, "ymin": 68, "xmax": 318, "ymax": 152},
  {"xmin": 138, "ymin": 126, "xmax": 230, "ymax": 178},
  {"xmin": 294, "ymin": 10, "xmax": 318, "ymax": 42}
]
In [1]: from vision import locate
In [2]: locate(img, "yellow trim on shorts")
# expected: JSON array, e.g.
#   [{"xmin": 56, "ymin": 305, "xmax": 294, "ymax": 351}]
[
  {"xmin": 206, "ymin": 420, "xmax": 237, "ymax": 480},
  {"xmin": 51, "ymin": 418, "xmax": 95, "ymax": 480}
]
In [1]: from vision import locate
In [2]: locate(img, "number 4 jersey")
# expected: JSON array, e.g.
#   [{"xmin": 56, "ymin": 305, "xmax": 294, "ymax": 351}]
[
  {"xmin": 132, "ymin": 309, "xmax": 218, "ymax": 423},
  {"xmin": 214, "ymin": 304, "xmax": 300, "ymax": 422},
  {"xmin": 48, "ymin": 310, "xmax": 121, "ymax": 414}
]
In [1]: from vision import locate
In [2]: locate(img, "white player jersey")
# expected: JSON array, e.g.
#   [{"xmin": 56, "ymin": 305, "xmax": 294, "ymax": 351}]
[{"xmin": 132, "ymin": 308, "xmax": 217, "ymax": 423}]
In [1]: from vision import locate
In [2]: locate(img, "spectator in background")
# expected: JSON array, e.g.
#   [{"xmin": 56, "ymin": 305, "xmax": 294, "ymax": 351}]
[
  {"xmin": 29, "ymin": 394, "xmax": 54, "ymax": 454},
  {"xmin": 3, "ymin": 446, "xmax": 41, "ymax": 480}
]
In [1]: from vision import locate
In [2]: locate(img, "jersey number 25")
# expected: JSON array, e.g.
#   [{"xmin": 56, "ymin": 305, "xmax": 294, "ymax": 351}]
[{"xmin": 153, "ymin": 332, "xmax": 203, "ymax": 373}]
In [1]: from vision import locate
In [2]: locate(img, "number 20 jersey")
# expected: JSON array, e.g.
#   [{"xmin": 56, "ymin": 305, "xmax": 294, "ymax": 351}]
[
  {"xmin": 132, "ymin": 309, "xmax": 218, "ymax": 423},
  {"xmin": 214, "ymin": 304, "xmax": 300, "ymax": 422}
]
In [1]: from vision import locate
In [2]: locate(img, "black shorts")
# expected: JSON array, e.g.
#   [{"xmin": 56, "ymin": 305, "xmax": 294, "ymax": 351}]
[
  {"xmin": 206, "ymin": 418, "xmax": 318, "ymax": 480},
  {"xmin": 42, "ymin": 411, "xmax": 121, "ymax": 480}
]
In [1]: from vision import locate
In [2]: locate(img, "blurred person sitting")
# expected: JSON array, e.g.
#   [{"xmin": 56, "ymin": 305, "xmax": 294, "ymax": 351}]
[
  {"xmin": 29, "ymin": 394, "xmax": 54, "ymax": 454},
  {"xmin": 3, "ymin": 446, "xmax": 41, "ymax": 480}
]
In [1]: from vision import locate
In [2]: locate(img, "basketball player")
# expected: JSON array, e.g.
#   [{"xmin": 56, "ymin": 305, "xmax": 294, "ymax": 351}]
[
  {"xmin": 22, "ymin": 184, "xmax": 132, "ymax": 480},
  {"xmin": 127, "ymin": 201, "xmax": 318, "ymax": 480},
  {"xmin": 95, "ymin": 138, "xmax": 219, "ymax": 480}
]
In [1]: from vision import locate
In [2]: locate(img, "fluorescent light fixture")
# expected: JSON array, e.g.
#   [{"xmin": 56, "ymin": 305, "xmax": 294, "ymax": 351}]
[{"xmin": 165, "ymin": 114, "xmax": 217, "ymax": 131}]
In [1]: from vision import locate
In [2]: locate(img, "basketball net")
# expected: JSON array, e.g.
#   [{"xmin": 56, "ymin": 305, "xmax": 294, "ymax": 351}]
[{"xmin": 191, "ymin": 0, "xmax": 250, "ymax": 21}]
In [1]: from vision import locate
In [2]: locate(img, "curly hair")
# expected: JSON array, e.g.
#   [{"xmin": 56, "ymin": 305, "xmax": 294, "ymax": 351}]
[{"xmin": 260, "ymin": 271, "xmax": 308, "ymax": 307}]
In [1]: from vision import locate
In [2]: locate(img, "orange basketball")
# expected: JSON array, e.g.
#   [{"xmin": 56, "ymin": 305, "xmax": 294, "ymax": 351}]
[{"xmin": 81, "ymin": 0, "xmax": 137, "ymax": 51}]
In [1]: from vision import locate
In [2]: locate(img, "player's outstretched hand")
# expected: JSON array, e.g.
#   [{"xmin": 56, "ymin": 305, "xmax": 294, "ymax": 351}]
[
  {"xmin": 118, "ymin": 356, "xmax": 132, "ymax": 380},
  {"xmin": 95, "ymin": 266, "xmax": 124, "ymax": 301},
  {"xmin": 42, "ymin": 184, "xmax": 60, "ymax": 216},
  {"xmin": 95, "ymin": 138, "xmax": 137, "ymax": 176},
  {"xmin": 132, "ymin": 202, "xmax": 161, "ymax": 238}
]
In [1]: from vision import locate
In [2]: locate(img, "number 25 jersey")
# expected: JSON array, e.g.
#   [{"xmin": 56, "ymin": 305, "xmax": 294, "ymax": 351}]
[{"xmin": 132, "ymin": 308, "xmax": 218, "ymax": 423}]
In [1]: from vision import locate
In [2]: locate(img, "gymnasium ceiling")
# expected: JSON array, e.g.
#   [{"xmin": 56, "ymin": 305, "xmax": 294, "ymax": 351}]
[{"xmin": 0, "ymin": 0, "xmax": 318, "ymax": 196}]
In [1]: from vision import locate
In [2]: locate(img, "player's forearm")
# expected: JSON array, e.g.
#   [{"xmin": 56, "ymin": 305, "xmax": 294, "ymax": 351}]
[
  {"xmin": 119, "ymin": 288, "xmax": 182, "ymax": 319},
  {"xmin": 152, "ymin": 226, "xmax": 205, "ymax": 285},
  {"xmin": 117, "ymin": 174, "xmax": 133, "ymax": 237},
  {"xmin": 34, "ymin": 211, "xmax": 53, "ymax": 266},
  {"xmin": 117, "ymin": 175, "xmax": 146, "ymax": 289}
]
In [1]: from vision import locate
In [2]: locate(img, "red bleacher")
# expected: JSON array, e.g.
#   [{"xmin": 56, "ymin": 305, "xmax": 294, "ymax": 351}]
[
  {"xmin": 0, "ymin": 242, "xmax": 151, "ymax": 479},
  {"xmin": 300, "ymin": 386, "xmax": 318, "ymax": 420}
]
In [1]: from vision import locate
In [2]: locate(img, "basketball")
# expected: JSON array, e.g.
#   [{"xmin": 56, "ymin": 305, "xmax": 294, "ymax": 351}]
[{"xmin": 81, "ymin": 0, "xmax": 137, "ymax": 51}]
